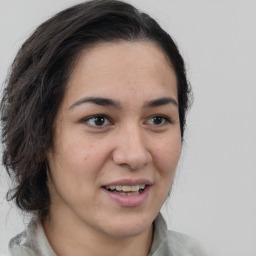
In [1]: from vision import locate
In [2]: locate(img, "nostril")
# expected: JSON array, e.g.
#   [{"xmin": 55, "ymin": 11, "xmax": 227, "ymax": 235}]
[
  {"xmin": 112, "ymin": 134, "xmax": 152, "ymax": 169},
  {"xmin": 120, "ymin": 163, "xmax": 137, "ymax": 170}
]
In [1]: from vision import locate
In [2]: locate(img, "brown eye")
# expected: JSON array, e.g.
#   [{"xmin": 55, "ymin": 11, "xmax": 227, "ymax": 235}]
[
  {"xmin": 152, "ymin": 116, "xmax": 164, "ymax": 125},
  {"xmin": 145, "ymin": 115, "xmax": 171, "ymax": 126},
  {"xmin": 92, "ymin": 116, "xmax": 106, "ymax": 126},
  {"xmin": 82, "ymin": 115, "xmax": 112, "ymax": 128}
]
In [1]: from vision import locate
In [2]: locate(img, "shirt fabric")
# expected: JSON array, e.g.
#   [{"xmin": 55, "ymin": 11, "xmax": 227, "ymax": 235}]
[{"xmin": 7, "ymin": 214, "xmax": 209, "ymax": 256}]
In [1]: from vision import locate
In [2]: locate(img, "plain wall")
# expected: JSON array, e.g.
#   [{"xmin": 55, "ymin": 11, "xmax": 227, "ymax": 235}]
[{"xmin": 0, "ymin": 1, "xmax": 256, "ymax": 255}]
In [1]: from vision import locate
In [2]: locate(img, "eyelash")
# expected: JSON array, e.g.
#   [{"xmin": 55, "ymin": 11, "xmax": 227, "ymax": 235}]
[
  {"xmin": 81, "ymin": 114, "xmax": 113, "ymax": 128},
  {"xmin": 80, "ymin": 114, "xmax": 172, "ymax": 129},
  {"xmin": 145, "ymin": 115, "xmax": 172, "ymax": 126}
]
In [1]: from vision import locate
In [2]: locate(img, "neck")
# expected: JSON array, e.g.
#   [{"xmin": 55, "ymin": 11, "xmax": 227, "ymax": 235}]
[{"xmin": 43, "ymin": 213, "xmax": 153, "ymax": 256}]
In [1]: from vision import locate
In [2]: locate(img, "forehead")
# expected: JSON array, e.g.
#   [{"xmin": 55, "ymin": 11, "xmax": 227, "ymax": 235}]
[{"xmin": 63, "ymin": 41, "xmax": 177, "ymax": 108}]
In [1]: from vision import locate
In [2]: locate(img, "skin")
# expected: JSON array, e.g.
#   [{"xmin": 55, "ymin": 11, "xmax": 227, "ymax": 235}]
[{"xmin": 44, "ymin": 41, "xmax": 181, "ymax": 256}]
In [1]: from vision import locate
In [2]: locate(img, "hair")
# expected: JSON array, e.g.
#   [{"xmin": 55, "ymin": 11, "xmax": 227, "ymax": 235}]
[{"xmin": 1, "ymin": 0, "xmax": 191, "ymax": 219}]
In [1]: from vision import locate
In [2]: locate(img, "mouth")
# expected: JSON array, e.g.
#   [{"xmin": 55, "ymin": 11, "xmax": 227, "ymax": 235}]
[
  {"xmin": 103, "ymin": 184, "xmax": 147, "ymax": 196},
  {"xmin": 102, "ymin": 179, "xmax": 152, "ymax": 206}
]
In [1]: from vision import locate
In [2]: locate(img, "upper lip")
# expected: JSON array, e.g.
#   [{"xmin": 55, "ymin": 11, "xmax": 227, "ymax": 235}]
[{"xmin": 102, "ymin": 178, "xmax": 153, "ymax": 187}]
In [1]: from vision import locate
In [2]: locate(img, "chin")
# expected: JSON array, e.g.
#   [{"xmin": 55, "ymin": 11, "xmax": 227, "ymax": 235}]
[
  {"xmin": 107, "ymin": 224, "xmax": 150, "ymax": 238},
  {"xmin": 102, "ymin": 213, "xmax": 154, "ymax": 238}
]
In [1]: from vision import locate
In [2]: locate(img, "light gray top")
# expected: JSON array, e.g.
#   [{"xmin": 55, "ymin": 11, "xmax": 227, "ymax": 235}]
[{"xmin": 7, "ymin": 214, "xmax": 209, "ymax": 256}]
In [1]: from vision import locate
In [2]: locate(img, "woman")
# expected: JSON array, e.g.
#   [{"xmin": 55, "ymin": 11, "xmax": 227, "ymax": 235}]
[{"xmin": 1, "ymin": 0, "xmax": 209, "ymax": 255}]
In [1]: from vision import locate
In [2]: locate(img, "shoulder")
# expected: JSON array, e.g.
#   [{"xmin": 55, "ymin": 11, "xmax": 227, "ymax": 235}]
[
  {"xmin": 8, "ymin": 219, "xmax": 56, "ymax": 256},
  {"xmin": 166, "ymin": 230, "xmax": 209, "ymax": 256},
  {"xmin": 150, "ymin": 214, "xmax": 210, "ymax": 256},
  {"xmin": 8, "ymin": 232, "xmax": 36, "ymax": 256},
  {"xmin": 8, "ymin": 220, "xmax": 40, "ymax": 256}
]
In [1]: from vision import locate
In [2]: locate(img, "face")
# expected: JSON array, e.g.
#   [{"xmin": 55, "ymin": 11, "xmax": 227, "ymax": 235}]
[{"xmin": 46, "ymin": 41, "xmax": 181, "ymax": 239}]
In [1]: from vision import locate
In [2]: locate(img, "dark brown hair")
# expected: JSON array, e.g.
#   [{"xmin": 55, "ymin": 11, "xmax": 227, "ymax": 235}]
[{"xmin": 1, "ymin": 0, "xmax": 191, "ymax": 218}]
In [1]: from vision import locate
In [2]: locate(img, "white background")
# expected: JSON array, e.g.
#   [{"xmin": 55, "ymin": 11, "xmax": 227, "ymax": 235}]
[{"xmin": 0, "ymin": 1, "xmax": 255, "ymax": 255}]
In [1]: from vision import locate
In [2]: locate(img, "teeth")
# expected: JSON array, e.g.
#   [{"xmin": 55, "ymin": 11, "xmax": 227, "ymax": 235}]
[
  {"xmin": 123, "ymin": 186, "xmax": 131, "ymax": 192},
  {"xmin": 105, "ymin": 184, "xmax": 146, "ymax": 192},
  {"xmin": 116, "ymin": 185, "xmax": 122, "ymax": 191}
]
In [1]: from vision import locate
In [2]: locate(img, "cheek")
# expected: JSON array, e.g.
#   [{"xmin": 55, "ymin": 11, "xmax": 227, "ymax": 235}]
[
  {"xmin": 47, "ymin": 144, "xmax": 99, "ymax": 206},
  {"xmin": 152, "ymin": 137, "xmax": 181, "ymax": 201},
  {"xmin": 153, "ymin": 136, "xmax": 181, "ymax": 174},
  {"xmin": 55, "ymin": 138, "xmax": 111, "ymax": 189},
  {"xmin": 48, "ymin": 139, "xmax": 94, "ymax": 187}
]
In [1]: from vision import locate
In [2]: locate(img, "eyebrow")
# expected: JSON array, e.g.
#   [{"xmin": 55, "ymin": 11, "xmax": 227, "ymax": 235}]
[
  {"xmin": 68, "ymin": 96, "xmax": 120, "ymax": 110},
  {"xmin": 68, "ymin": 96, "xmax": 178, "ymax": 110},
  {"xmin": 143, "ymin": 97, "xmax": 178, "ymax": 108}
]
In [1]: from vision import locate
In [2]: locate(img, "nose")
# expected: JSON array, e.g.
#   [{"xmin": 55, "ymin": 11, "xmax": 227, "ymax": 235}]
[{"xmin": 112, "ymin": 125, "xmax": 152, "ymax": 170}]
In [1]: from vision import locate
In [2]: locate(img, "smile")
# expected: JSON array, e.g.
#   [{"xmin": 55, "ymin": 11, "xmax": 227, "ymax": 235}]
[
  {"xmin": 104, "ymin": 185, "xmax": 146, "ymax": 195},
  {"xmin": 102, "ymin": 183, "xmax": 151, "ymax": 207}
]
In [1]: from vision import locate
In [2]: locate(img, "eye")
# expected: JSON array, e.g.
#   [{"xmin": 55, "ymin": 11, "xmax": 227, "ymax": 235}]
[
  {"xmin": 145, "ymin": 115, "xmax": 172, "ymax": 126},
  {"xmin": 81, "ymin": 115, "xmax": 112, "ymax": 128}
]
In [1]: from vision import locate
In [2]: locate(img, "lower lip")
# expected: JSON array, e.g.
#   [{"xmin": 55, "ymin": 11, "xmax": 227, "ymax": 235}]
[{"xmin": 102, "ymin": 186, "xmax": 151, "ymax": 207}]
